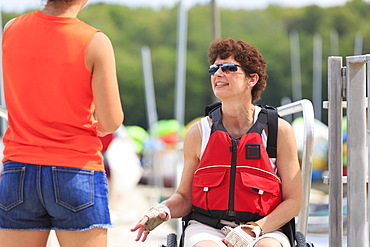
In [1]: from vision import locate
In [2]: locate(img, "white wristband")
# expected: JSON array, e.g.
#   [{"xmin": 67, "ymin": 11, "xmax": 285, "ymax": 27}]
[
  {"xmin": 224, "ymin": 225, "xmax": 255, "ymax": 247},
  {"xmin": 241, "ymin": 224, "xmax": 262, "ymax": 238},
  {"xmin": 144, "ymin": 204, "xmax": 171, "ymax": 232}
]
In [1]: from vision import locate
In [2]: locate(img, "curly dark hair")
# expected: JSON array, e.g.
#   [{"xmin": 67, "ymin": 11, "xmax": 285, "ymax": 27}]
[{"xmin": 208, "ymin": 38, "xmax": 268, "ymax": 103}]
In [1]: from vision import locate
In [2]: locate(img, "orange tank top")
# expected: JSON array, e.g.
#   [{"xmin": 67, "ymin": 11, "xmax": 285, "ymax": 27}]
[{"xmin": 2, "ymin": 10, "xmax": 105, "ymax": 172}]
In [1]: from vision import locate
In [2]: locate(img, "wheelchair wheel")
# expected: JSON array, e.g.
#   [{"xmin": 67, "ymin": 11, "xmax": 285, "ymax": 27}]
[
  {"xmin": 166, "ymin": 233, "xmax": 178, "ymax": 247},
  {"xmin": 295, "ymin": 231, "xmax": 314, "ymax": 247}
]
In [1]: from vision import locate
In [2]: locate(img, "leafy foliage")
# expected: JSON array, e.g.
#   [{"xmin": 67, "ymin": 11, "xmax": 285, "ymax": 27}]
[{"xmin": 2, "ymin": 0, "xmax": 370, "ymax": 128}]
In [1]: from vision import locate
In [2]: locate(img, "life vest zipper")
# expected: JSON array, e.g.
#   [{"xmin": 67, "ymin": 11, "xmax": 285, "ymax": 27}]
[{"xmin": 228, "ymin": 139, "xmax": 238, "ymax": 217}]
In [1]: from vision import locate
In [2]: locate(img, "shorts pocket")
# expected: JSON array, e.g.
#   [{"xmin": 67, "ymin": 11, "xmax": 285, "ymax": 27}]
[
  {"xmin": 52, "ymin": 167, "xmax": 94, "ymax": 212},
  {"xmin": 0, "ymin": 165, "xmax": 25, "ymax": 211}
]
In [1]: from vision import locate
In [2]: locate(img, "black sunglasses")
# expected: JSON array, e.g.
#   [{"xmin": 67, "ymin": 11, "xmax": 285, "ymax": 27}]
[{"xmin": 208, "ymin": 63, "xmax": 244, "ymax": 75}]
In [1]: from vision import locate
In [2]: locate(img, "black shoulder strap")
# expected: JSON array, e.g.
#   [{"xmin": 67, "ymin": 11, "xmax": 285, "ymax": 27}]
[
  {"xmin": 204, "ymin": 102, "xmax": 278, "ymax": 158},
  {"xmin": 205, "ymin": 101, "xmax": 222, "ymax": 116},
  {"xmin": 205, "ymin": 102, "xmax": 222, "ymax": 132},
  {"xmin": 265, "ymin": 105, "xmax": 278, "ymax": 158}
]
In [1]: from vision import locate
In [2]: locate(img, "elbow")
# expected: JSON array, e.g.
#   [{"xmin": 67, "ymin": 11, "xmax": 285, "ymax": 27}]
[
  {"xmin": 98, "ymin": 111, "xmax": 124, "ymax": 133},
  {"xmin": 110, "ymin": 111, "xmax": 124, "ymax": 131},
  {"xmin": 283, "ymin": 196, "xmax": 303, "ymax": 217},
  {"xmin": 295, "ymin": 203, "xmax": 302, "ymax": 216},
  {"xmin": 118, "ymin": 111, "xmax": 124, "ymax": 127},
  {"xmin": 294, "ymin": 197, "xmax": 303, "ymax": 216}
]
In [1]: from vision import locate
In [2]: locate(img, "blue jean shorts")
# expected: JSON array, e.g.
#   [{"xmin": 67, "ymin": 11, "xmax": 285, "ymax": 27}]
[{"xmin": 0, "ymin": 161, "xmax": 112, "ymax": 231}]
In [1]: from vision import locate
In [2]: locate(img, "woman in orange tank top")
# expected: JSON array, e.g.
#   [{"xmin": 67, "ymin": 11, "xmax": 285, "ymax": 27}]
[{"xmin": 0, "ymin": 0, "xmax": 123, "ymax": 246}]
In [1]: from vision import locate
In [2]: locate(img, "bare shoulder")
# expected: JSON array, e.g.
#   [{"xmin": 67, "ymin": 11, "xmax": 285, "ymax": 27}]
[
  {"xmin": 277, "ymin": 117, "xmax": 298, "ymax": 151},
  {"xmin": 183, "ymin": 120, "xmax": 203, "ymax": 159},
  {"xmin": 91, "ymin": 32, "xmax": 112, "ymax": 45},
  {"xmin": 89, "ymin": 32, "xmax": 113, "ymax": 54},
  {"xmin": 277, "ymin": 117, "xmax": 295, "ymax": 135},
  {"xmin": 184, "ymin": 120, "xmax": 202, "ymax": 144},
  {"xmin": 183, "ymin": 116, "xmax": 211, "ymax": 143},
  {"xmin": 86, "ymin": 32, "xmax": 115, "ymax": 72},
  {"xmin": 276, "ymin": 117, "xmax": 299, "ymax": 161}
]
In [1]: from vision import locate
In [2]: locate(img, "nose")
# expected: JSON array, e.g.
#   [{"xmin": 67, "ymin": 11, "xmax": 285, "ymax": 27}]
[{"xmin": 214, "ymin": 65, "xmax": 224, "ymax": 76}]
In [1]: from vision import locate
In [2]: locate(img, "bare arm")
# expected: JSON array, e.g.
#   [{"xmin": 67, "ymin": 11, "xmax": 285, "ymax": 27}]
[
  {"xmin": 162, "ymin": 121, "xmax": 202, "ymax": 217},
  {"xmin": 131, "ymin": 121, "xmax": 202, "ymax": 241},
  {"xmin": 86, "ymin": 32, "xmax": 123, "ymax": 134},
  {"xmin": 256, "ymin": 118, "xmax": 303, "ymax": 233}
]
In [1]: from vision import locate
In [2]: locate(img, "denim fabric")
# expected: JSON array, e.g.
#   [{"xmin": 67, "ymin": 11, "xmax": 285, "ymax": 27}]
[{"xmin": 0, "ymin": 161, "xmax": 112, "ymax": 231}]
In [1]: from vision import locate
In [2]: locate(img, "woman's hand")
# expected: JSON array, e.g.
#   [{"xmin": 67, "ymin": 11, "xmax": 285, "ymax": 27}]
[
  {"xmin": 130, "ymin": 204, "xmax": 170, "ymax": 242},
  {"xmin": 130, "ymin": 215, "xmax": 150, "ymax": 242},
  {"xmin": 222, "ymin": 225, "xmax": 256, "ymax": 247}
]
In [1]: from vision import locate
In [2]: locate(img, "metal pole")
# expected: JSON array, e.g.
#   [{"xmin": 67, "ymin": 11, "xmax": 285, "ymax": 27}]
[
  {"xmin": 141, "ymin": 46, "xmax": 158, "ymax": 129},
  {"xmin": 367, "ymin": 59, "xmax": 370, "ymax": 247},
  {"xmin": 174, "ymin": 2, "xmax": 188, "ymax": 233},
  {"xmin": 0, "ymin": 107, "xmax": 7, "ymax": 121},
  {"xmin": 210, "ymin": 0, "xmax": 221, "ymax": 103},
  {"xmin": 141, "ymin": 46, "xmax": 163, "ymax": 192},
  {"xmin": 290, "ymin": 30, "xmax": 302, "ymax": 101},
  {"xmin": 313, "ymin": 33, "xmax": 322, "ymax": 121},
  {"xmin": 330, "ymin": 29, "xmax": 339, "ymax": 56},
  {"xmin": 174, "ymin": 1, "xmax": 188, "ymax": 132},
  {"xmin": 354, "ymin": 32, "xmax": 363, "ymax": 56},
  {"xmin": 346, "ymin": 55, "xmax": 368, "ymax": 247},
  {"xmin": 280, "ymin": 97, "xmax": 292, "ymax": 123},
  {"xmin": 211, "ymin": 0, "xmax": 221, "ymax": 40},
  {"xmin": 278, "ymin": 99, "xmax": 315, "ymax": 236},
  {"xmin": 327, "ymin": 56, "xmax": 343, "ymax": 247}
]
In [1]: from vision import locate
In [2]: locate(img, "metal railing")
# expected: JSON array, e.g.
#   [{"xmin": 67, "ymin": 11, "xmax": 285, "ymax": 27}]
[
  {"xmin": 0, "ymin": 107, "xmax": 7, "ymax": 121},
  {"xmin": 277, "ymin": 99, "xmax": 315, "ymax": 236},
  {"xmin": 326, "ymin": 55, "xmax": 370, "ymax": 247}
]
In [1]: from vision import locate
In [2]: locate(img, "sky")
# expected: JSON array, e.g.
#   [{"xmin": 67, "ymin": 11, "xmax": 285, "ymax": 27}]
[{"xmin": 0, "ymin": 0, "xmax": 364, "ymax": 13}]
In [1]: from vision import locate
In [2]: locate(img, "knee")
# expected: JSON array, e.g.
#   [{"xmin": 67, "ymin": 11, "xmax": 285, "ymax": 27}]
[
  {"xmin": 193, "ymin": 240, "xmax": 220, "ymax": 247},
  {"xmin": 254, "ymin": 237, "xmax": 282, "ymax": 247}
]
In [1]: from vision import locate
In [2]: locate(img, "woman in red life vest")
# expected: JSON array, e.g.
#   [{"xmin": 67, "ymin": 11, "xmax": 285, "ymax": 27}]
[
  {"xmin": 0, "ymin": 0, "xmax": 123, "ymax": 246},
  {"xmin": 131, "ymin": 38, "xmax": 302, "ymax": 247}
]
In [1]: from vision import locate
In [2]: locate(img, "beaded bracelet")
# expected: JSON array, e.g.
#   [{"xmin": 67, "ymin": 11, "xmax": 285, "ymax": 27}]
[{"xmin": 246, "ymin": 221, "xmax": 264, "ymax": 235}]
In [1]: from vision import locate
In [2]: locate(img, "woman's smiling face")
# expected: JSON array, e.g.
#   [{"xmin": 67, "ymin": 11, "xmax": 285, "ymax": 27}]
[{"xmin": 211, "ymin": 56, "xmax": 249, "ymax": 100}]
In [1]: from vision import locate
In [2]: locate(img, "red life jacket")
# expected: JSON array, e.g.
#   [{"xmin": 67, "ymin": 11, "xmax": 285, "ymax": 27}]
[{"xmin": 191, "ymin": 105, "xmax": 281, "ymax": 226}]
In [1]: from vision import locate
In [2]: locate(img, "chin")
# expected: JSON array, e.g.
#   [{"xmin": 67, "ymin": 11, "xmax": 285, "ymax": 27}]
[{"xmin": 214, "ymin": 88, "xmax": 226, "ymax": 94}]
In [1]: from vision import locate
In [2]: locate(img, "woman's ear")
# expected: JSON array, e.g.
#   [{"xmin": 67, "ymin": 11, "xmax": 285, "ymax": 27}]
[{"xmin": 247, "ymin": 73, "xmax": 259, "ymax": 87}]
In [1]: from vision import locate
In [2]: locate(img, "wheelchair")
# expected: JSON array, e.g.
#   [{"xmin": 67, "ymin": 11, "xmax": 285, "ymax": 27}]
[
  {"xmin": 159, "ymin": 230, "xmax": 314, "ymax": 247},
  {"xmin": 158, "ymin": 213, "xmax": 314, "ymax": 247},
  {"xmin": 159, "ymin": 99, "xmax": 316, "ymax": 247}
]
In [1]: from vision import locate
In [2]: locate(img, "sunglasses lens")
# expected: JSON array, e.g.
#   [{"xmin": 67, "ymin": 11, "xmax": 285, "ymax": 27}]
[
  {"xmin": 208, "ymin": 65, "xmax": 219, "ymax": 75},
  {"xmin": 222, "ymin": 64, "xmax": 238, "ymax": 73},
  {"xmin": 209, "ymin": 63, "xmax": 241, "ymax": 75}
]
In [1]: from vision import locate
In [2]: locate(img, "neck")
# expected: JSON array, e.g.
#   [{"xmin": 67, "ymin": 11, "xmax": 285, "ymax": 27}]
[
  {"xmin": 221, "ymin": 103, "xmax": 255, "ymax": 138},
  {"xmin": 41, "ymin": 1, "xmax": 81, "ymax": 17}
]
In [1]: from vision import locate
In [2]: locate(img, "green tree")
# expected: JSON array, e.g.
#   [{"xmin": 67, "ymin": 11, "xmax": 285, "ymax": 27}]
[{"xmin": 4, "ymin": 1, "xmax": 370, "ymax": 127}]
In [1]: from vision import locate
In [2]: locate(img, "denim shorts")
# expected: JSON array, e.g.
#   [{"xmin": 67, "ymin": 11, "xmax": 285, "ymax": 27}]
[{"xmin": 0, "ymin": 161, "xmax": 112, "ymax": 231}]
